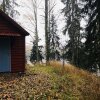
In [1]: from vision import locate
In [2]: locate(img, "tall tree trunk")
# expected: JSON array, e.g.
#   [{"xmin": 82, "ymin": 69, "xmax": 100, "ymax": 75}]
[
  {"xmin": 48, "ymin": 0, "xmax": 50, "ymax": 60},
  {"xmin": 35, "ymin": 7, "xmax": 39, "ymax": 63},
  {"xmin": 34, "ymin": 0, "xmax": 39, "ymax": 63},
  {"xmin": 45, "ymin": 0, "xmax": 49, "ymax": 65},
  {"xmin": 71, "ymin": 0, "xmax": 75, "ymax": 64}
]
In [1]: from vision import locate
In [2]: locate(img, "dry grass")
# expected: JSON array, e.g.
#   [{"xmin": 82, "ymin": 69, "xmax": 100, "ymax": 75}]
[
  {"xmin": 49, "ymin": 61, "xmax": 100, "ymax": 100},
  {"xmin": 0, "ymin": 62, "xmax": 100, "ymax": 99},
  {"xmin": 50, "ymin": 61, "xmax": 95, "ymax": 78}
]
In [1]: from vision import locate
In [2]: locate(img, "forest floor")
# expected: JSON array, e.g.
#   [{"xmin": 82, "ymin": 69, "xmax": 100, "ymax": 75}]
[{"xmin": 0, "ymin": 61, "xmax": 100, "ymax": 100}]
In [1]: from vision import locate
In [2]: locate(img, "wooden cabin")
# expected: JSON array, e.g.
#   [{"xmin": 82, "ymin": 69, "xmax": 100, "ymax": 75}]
[{"xmin": 0, "ymin": 10, "xmax": 29, "ymax": 72}]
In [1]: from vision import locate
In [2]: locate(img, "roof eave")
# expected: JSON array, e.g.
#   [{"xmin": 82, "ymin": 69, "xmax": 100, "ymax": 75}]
[{"xmin": 0, "ymin": 10, "xmax": 29, "ymax": 36}]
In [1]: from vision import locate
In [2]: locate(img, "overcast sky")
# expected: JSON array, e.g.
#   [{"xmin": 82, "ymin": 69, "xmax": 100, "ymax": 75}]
[
  {"xmin": 15, "ymin": 0, "xmax": 68, "ymax": 47},
  {"xmin": 0, "ymin": 0, "xmax": 86, "ymax": 47}
]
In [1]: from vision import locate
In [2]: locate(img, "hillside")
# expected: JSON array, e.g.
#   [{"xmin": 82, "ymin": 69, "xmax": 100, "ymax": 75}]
[{"xmin": 0, "ymin": 62, "xmax": 100, "ymax": 100}]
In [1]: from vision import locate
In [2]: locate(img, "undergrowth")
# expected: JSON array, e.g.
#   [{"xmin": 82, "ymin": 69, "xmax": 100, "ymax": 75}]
[
  {"xmin": 0, "ymin": 62, "xmax": 100, "ymax": 100},
  {"xmin": 26, "ymin": 61, "xmax": 100, "ymax": 100}
]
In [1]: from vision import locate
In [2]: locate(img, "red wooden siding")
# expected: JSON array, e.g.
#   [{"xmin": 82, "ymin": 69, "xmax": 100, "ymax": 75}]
[
  {"xmin": 11, "ymin": 37, "xmax": 25, "ymax": 72},
  {"xmin": 0, "ymin": 10, "xmax": 29, "ymax": 72},
  {"xmin": 0, "ymin": 16, "xmax": 21, "ymax": 36}
]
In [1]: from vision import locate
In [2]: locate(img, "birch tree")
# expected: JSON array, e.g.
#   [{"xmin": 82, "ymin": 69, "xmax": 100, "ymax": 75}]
[{"xmin": 27, "ymin": 0, "xmax": 40, "ymax": 63}]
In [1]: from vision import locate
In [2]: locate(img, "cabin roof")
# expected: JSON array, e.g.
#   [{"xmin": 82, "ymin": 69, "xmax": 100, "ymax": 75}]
[{"xmin": 0, "ymin": 10, "xmax": 29, "ymax": 36}]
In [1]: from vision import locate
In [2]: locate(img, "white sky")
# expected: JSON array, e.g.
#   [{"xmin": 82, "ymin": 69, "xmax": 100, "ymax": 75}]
[
  {"xmin": 0, "ymin": 0, "xmax": 86, "ymax": 47},
  {"xmin": 15, "ymin": 0, "xmax": 67, "ymax": 47}
]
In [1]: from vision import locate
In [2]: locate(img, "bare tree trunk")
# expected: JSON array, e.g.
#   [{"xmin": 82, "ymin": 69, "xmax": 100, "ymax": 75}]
[
  {"xmin": 32, "ymin": 0, "xmax": 39, "ymax": 63},
  {"xmin": 61, "ymin": 46, "xmax": 65, "ymax": 75},
  {"xmin": 36, "ymin": 13, "xmax": 39, "ymax": 63},
  {"xmin": 71, "ymin": 0, "xmax": 75, "ymax": 64},
  {"xmin": 45, "ymin": 0, "xmax": 49, "ymax": 65},
  {"xmin": 48, "ymin": 0, "xmax": 51, "ymax": 59},
  {"xmin": 35, "ymin": 1, "xmax": 39, "ymax": 63}
]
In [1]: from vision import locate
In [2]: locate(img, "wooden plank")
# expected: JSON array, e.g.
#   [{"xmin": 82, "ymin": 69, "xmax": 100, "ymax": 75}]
[{"xmin": 11, "ymin": 37, "xmax": 25, "ymax": 72}]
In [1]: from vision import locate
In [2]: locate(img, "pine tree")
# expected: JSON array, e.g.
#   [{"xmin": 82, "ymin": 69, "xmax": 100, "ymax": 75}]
[
  {"xmin": 61, "ymin": 0, "xmax": 82, "ymax": 66},
  {"xmin": 0, "ymin": 0, "xmax": 18, "ymax": 17},
  {"xmin": 82, "ymin": 0, "xmax": 100, "ymax": 71},
  {"xmin": 30, "ymin": 41, "xmax": 43, "ymax": 64},
  {"xmin": 49, "ymin": 13, "xmax": 60, "ymax": 60}
]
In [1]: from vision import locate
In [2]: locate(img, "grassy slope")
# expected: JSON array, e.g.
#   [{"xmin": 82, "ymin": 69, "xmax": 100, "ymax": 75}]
[
  {"xmin": 0, "ymin": 62, "xmax": 100, "ymax": 100},
  {"xmin": 27, "ymin": 62, "xmax": 100, "ymax": 100}
]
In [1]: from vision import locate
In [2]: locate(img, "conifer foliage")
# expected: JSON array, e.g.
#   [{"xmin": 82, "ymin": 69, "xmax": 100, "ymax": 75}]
[
  {"xmin": 49, "ymin": 14, "xmax": 60, "ymax": 60},
  {"xmin": 0, "ymin": 0, "xmax": 18, "ymax": 17},
  {"xmin": 61, "ymin": 0, "xmax": 82, "ymax": 66},
  {"xmin": 30, "ymin": 41, "xmax": 43, "ymax": 63},
  {"xmin": 82, "ymin": 0, "xmax": 100, "ymax": 70}
]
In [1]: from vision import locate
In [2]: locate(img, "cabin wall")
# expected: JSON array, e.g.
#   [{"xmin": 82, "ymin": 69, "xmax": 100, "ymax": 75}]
[
  {"xmin": 0, "ymin": 11, "xmax": 28, "ymax": 72},
  {"xmin": 11, "ymin": 37, "xmax": 25, "ymax": 72}
]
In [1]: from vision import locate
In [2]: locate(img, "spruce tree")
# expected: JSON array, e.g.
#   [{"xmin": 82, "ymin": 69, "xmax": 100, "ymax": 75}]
[
  {"xmin": 0, "ymin": 0, "xmax": 18, "ymax": 17},
  {"xmin": 61, "ymin": 0, "xmax": 82, "ymax": 66},
  {"xmin": 30, "ymin": 41, "xmax": 43, "ymax": 64},
  {"xmin": 82, "ymin": 0, "xmax": 100, "ymax": 71},
  {"xmin": 49, "ymin": 14, "xmax": 60, "ymax": 60}
]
